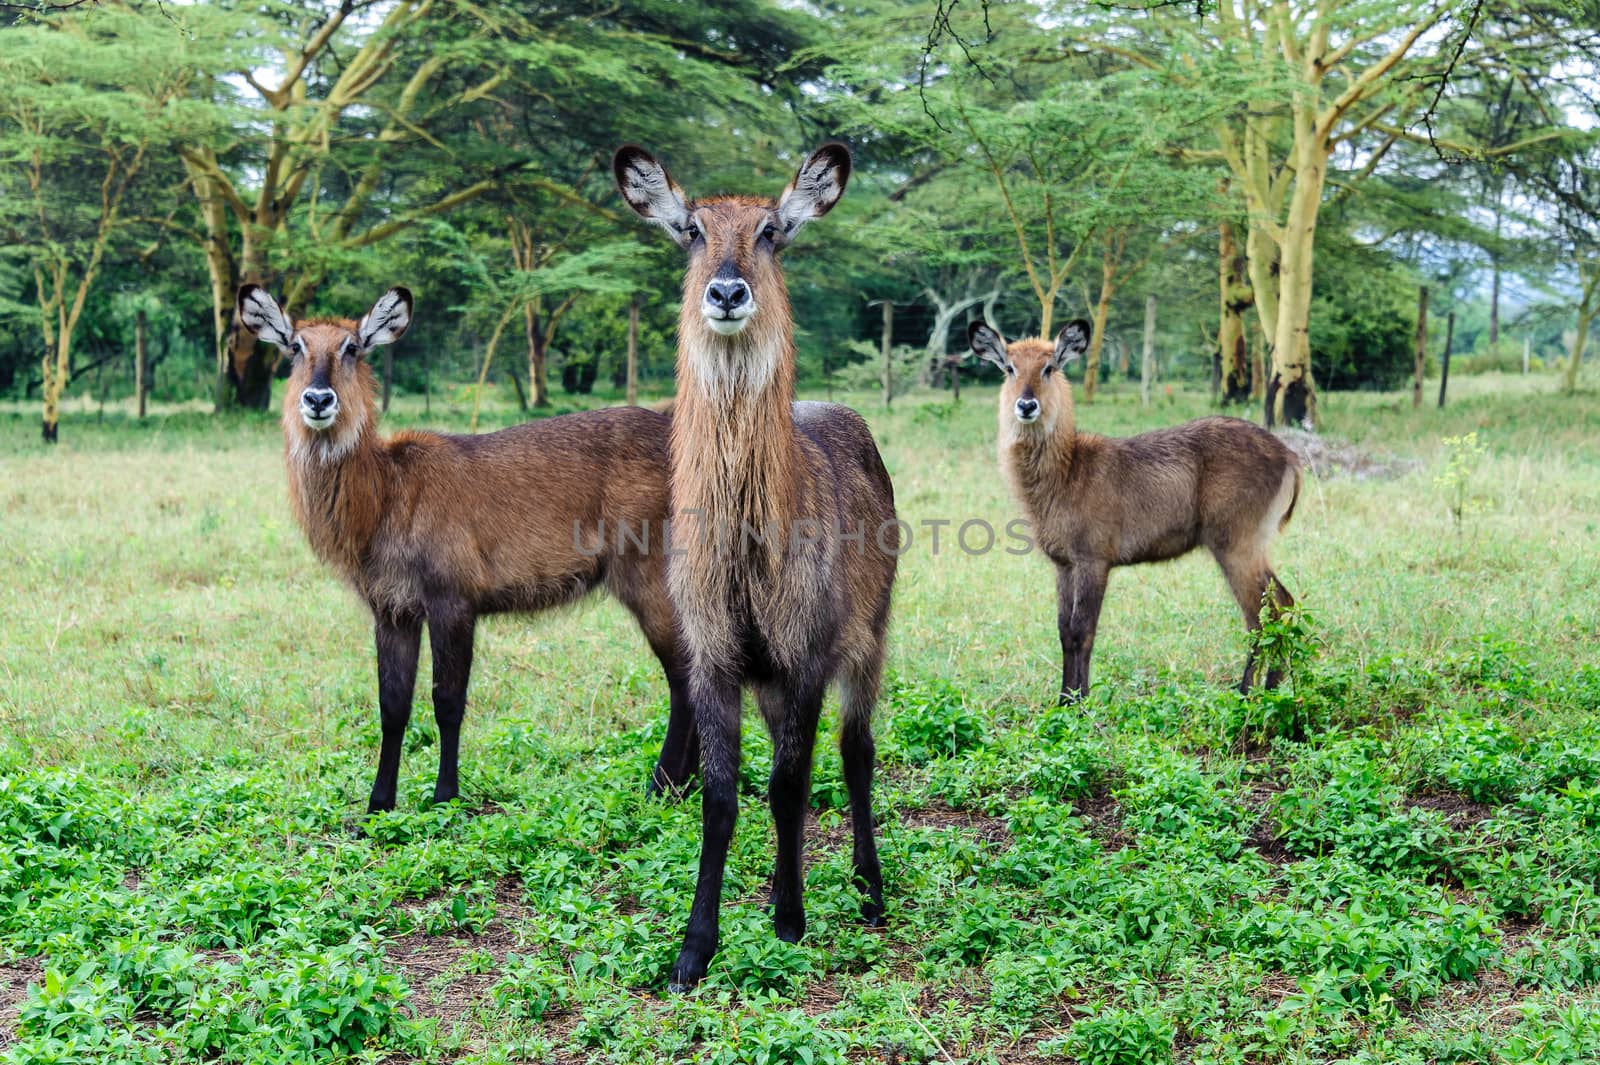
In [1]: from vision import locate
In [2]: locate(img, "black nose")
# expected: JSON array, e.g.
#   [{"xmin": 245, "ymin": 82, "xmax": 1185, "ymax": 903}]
[
  {"xmin": 706, "ymin": 279, "xmax": 749, "ymax": 312},
  {"xmin": 303, "ymin": 389, "xmax": 335, "ymax": 414},
  {"xmin": 1017, "ymin": 398, "xmax": 1039, "ymax": 417}
]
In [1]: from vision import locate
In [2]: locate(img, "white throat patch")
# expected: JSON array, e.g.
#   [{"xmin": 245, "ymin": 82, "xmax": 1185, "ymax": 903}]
[{"xmin": 685, "ymin": 331, "xmax": 781, "ymax": 400}]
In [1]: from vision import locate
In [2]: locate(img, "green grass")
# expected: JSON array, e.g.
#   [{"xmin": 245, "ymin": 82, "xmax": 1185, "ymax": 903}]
[{"xmin": 3, "ymin": 371, "xmax": 1599, "ymax": 1063}]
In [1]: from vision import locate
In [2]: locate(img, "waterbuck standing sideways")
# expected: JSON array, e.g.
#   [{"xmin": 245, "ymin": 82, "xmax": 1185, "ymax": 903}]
[
  {"xmin": 236, "ymin": 284, "xmax": 700, "ymax": 815},
  {"xmin": 969, "ymin": 319, "xmax": 1302, "ymax": 702},
  {"xmin": 613, "ymin": 144, "xmax": 897, "ymax": 990}
]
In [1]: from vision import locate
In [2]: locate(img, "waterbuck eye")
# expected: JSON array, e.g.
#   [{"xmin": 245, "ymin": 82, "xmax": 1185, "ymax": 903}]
[
  {"xmin": 761, "ymin": 224, "xmax": 779, "ymax": 243},
  {"xmin": 683, "ymin": 223, "xmax": 700, "ymax": 242},
  {"xmin": 1042, "ymin": 365, "xmax": 1054, "ymax": 377}
]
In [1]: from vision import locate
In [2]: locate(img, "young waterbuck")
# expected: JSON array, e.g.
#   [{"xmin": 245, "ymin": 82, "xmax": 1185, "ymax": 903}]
[
  {"xmin": 614, "ymin": 143, "xmax": 897, "ymax": 989},
  {"xmin": 970, "ymin": 319, "xmax": 1301, "ymax": 702},
  {"xmin": 236, "ymin": 284, "xmax": 699, "ymax": 814}
]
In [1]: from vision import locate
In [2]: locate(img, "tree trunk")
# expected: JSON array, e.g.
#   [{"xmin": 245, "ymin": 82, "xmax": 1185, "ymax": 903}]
[
  {"xmin": 135, "ymin": 308, "xmax": 149, "ymax": 419},
  {"xmin": 226, "ymin": 325, "xmax": 275, "ymax": 410},
  {"xmin": 1265, "ymin": 136, "xmax": 1327, "ymax": 430},
  {"xmin": 1489, "ymin": 191, "xmax": 1502, "ymax": 349},
  {"xmin": 1413, "ymin": 285, "xmax": 1429, "ymax": 409},
  {"xmin": 1140, "ymin": 293, "xmax": 1156, "ymax": 407},
  {"xmin": 1250, "ymin": 313, "xmax": 1266, "ymax": 401},
  {"xmin": 1489, "ymin": 265, "xmax": 1501, "ymax": 351},
  {"xmin": 1084, "ymin": 251, "xmax": 1117, "ymax": 404},
  {"xmin": 1219, "ymin": 217, "xmax": 1252, "ymax": 404},
  {"xmin": 220, "ymin": 232, "xmax": 274, "ymax": 410},
  {"xmin": 1568, "ymin": 310, "xmax": 1591, "ymax": 393},
  {"xmin": 1568, "ymin": 307, "xmax": 1593, "ymax": 393},
  {"xmin": 626, "ymin": 292, "xmax": 640, "ymax": 406},
  {"xmin": 1438, "ymin": 311, "xmax": 1454, "ymax": 408},
  {"xmin": 527, "ymin": 297, "xmax": 549, "ymax": 408},
  {"xmin": 184, "ymin": 156, "xmax": 238, "ymax": 414},
  {"xmin": 505, "ymin": 361, "xmax": 528, "ymax": 410},
  {"xmin": 1567, "ymin": 264, "xmax": 1599, "ymax": 393},
  {"xmin": 1522, "ymin": 336, "xmax": 1530, "ymax": 375},
  {"xmin": 923, "ymin": 285, "xmax": 995, "ymax": 384},
  {"xmin": 880, "ymin": 300, "xmax": 893, "ymax": 408},
  {"xmin": 41, "ymin": 345, "xmax": 64, "ymax": 443},
  {"xmin": 1245, "ymin": 221, "xmax": 1280, "ymax": 359}
]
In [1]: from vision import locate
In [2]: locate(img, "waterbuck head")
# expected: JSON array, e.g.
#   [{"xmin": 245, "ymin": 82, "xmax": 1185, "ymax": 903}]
[
  {"xmin": 236, "ymin": 285, "xmax": 411, "ymax": 458},
  {"xmin": 613, "ymin": 143, "xmax": 849, "ymax": 389},
  {"xmin": 969, "ymin": 319, "xmax": 1092, "ymax": 433}
]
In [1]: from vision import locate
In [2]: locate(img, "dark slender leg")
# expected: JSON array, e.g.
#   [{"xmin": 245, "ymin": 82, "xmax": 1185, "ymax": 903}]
[
  {"xmin": 1259, "ymin": 570, "xmax": 1294, "ymax": 691},
  {"xmin": 368, "ymin": 613, "xmax": 422, "ymax": 813},
  {"xmin": 1057, "ymin": 563, "xmax": 1109, "ymax": 703},
  {"xmin": 1217, "ymin": 554, "xmax": 1292, "ymax": 693},
  {"xmin": 839, "ymin": 666, "xmax": 884, "ymax": 925},
  {"xmin": 1056, "ymin": 565, "xmax": 1079, "ymax": 704},
  {"xmin": 649, "ymin": 657, "xmax": 700, "ymax": 797},
  {"xmin": 425, "ymin": 599, "xmax": 476, "ymax": 805},
  {"xmin": 760, "ymin": 676, "xmax": 825, "ymax": 943},
  {"xmin": 669, "ymin": 670, "xmax": 742, "ymax": 991}
]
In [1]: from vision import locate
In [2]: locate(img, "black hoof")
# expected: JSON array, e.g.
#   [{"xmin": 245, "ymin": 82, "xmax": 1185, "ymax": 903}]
[{"xmin": 668, "ymin": 953, "xmax": 708, "ymax": 991}]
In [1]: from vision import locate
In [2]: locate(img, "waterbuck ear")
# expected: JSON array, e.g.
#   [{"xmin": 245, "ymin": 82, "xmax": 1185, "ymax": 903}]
[
  {"xmin": 1053, "ymin": 319, "xmax": 1091, "ymax": 368},
  {"xmin": 612, "ymin": 145, "xmax": 694, "ymax": 247},
  {"xmin": 236, "ymin": 284, "xmax": 295, "ymax": 348},
  {"xmin": 357, "ymin": 288, "xmax": 413, "ymax": 351},
  {"xmin": 968, "ymin": 321, "xmax": 1010, "ymax": 369},
  {"xmin": 776, "ymin": 143, "xmax": 850, "ymax": 238}
]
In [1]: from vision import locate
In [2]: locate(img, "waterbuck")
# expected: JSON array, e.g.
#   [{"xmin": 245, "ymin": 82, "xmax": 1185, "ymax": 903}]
[
  {"xmin": 969, "ymin": 319, "xmax": 1301, "ymax": 702},
  {"xmin": 614, "ymin": 143, "xmax": 897, "ymax": 989},
  {"xmin": 236, "ymin": 284, "xmax": 699, "ymax": 814}
]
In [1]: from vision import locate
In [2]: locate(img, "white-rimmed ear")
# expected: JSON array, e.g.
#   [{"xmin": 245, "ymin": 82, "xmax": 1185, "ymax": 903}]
[
  {"xmin": 236, "ymin": 284, "xmax": 295, "ymax": 348},
  {"xmin": 776, "ymin": 143, "xmax": 850, "ymax": 238},
  {"xmin": 1053, "ymin": 319, "xmax": 1091, "ymax": 368},
  {"xmin": 968, "ymin": 321, "xmax": 1010, "ymax": 369},
  {"xmin": 613, "ymin": 145, "xmax": 695, "ymax": 247},
  {"xmin": 358, "ymin": 287, "xmax": 413, "ymax": 351}
]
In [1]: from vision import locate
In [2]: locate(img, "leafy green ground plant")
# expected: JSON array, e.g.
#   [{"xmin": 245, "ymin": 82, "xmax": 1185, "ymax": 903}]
[{"xmin": 3, "ymin": 375, "xmax": 1599, "ymax": 1062}]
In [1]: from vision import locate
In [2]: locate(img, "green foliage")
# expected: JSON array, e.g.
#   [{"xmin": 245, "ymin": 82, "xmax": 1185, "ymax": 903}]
[
  {"xmin": 4, "ymin": 290, "xmax": 1600, "ymax": 1061},
  {"xmin": 1049, "ymin": 1006, "xmax": 1174, "ymax": 1065},
  {"xmin": 886, "ymin": 676, "xmax": 986, "ymax": 764},
  {"xmin": 1435, "ymin": 431, "xmax": 1491, "ymax": 531}
]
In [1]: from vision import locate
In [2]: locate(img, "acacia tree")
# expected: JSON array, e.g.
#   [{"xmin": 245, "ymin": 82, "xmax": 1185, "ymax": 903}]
[
  {"xmin": 1039, "ymin": 0, "xmax": 1544, "ymax": 422},
  {"xmin": 0, "ymin": 7, "xmax": 194, "ymax": 441},
  {"xmin": 118, "ymin": 1, "xmax": 528, "ymax": 409}
]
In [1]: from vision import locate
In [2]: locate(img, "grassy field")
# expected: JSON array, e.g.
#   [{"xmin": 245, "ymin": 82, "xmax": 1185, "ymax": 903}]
[{"xmin": 3, "ymin": 371, "xmax": 1599, "ymax": 1064}]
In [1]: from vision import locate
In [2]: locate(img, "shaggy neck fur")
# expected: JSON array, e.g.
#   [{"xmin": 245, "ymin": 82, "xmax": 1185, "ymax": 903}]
[
  {"xmin": 999, "ymin": 344, "xmax": 1081, "ymax": 518},
  {"xmin": 284, "ymin": 400, "xmax": 385, "ymax": 582},
  {"xmin": 671, "ymin": 275, "xmax": 799, "ymax": 576}
]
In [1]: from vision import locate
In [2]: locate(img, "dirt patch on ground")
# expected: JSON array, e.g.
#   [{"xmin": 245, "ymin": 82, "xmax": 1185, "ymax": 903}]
[
  {"xmin": 1407, "ymin": 790, "xmax": 1499, "ymax": 832},
  {"xmin": 1068, "ymin": 787, "xmax": 1130, "ymax": 853},
  {"xmin": 1277, "ymin": 428, "xmax": 1422, "ymax": 482},
  {"xmin": 807, "ymin": 808, "xmax": 853, "ymax": 857},
  {"xmin": 0, "ymin": 956, "xmax": 43, "ymax": 1050},
  {"xmin": 1241, "ymin": 784, "xmax": 1296, "ymax": 865},
  {"xmin": 382, "ymin": 877, "xmax": 535, "ymax": 1057},
  {"xmin": 897, "ymin": 803, "xmax": 1012, "ymax": 847}
]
